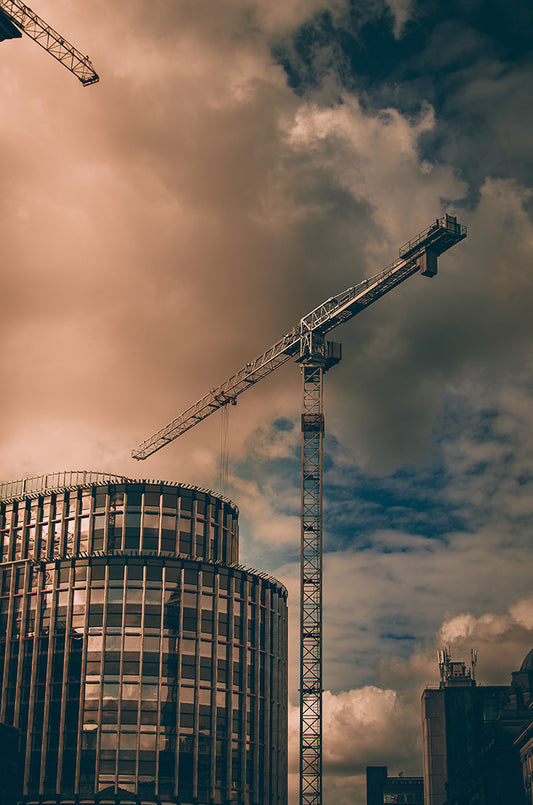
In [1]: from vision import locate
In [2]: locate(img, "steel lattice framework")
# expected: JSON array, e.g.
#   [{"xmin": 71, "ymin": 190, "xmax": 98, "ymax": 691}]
[
  {"xmin": 0, "ymin": 0, "xmax": 98, "ymax": 85},
  {"xmin": 300, "ymin": 361, "xmax": 326, "ymax": 804},
  {"xmin": 132, "ymin": 214, "xmax": 467, "ymax": 805}
]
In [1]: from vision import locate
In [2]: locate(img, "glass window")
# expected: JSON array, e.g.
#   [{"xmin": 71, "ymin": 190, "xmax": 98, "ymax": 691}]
[
  {"xmin": 144, "ymin": 636, "xmax": 160, "ymax": 652},
  {"xmin": 196, "ymin": 499, "xmax": 206, "ymax": 516},
  {"xmin": 108, "ymin": 564, "xmax": 124, "ymax": 581},
  {"xmin": 124, "ymin": 635, "xmax": 141, "ymax": 652},
  {"xmin": 183, "ymin": 591, "xmax": 197, "ymax": 608},
  {"xmin": 141, "ymin": 684, "xmax": 159, "ymax": 701},
  {"xmin": 94, "ymin": 492, "xmax": 107, "ymax": 511},
  {"xmin": 56, "ymin": 590, "xmax": 69, "ymax": 608},
  {"xmin": 120, "ymin": 732, "xmax": 137, "ymax": 750},
  {"xmin": 140, "ymin": 732, "xmax": 157, "ymax": 750},
  {"xmin": 88, "ymin": 635, "xmax": 103, "ymax": 652},
  {"xmin": 181, "ymin": 638, "xmax": 195, "ymax": 655},
  {"xmin": 74, "ymin": 565, "xmax": 87, "ymax": 583},
  {"xmin": 126, "ymin": 587, "xmax": 142, "ymax": 605},
  {"xmin": 162, "ymin": 493, "xmax": 177, "ymax": 511},
  {"xmin": 144, "ymin": 491, "xmax": 160, "ymax": 507},
  {"xmin": 26, "ymin": 525, "xmax": 36, "ymax": 555},
  {"xmin": 90, "ymin": 588, "xmax": 105, "ymax": 604},
  {"xmin": 64, "ymin": 520, "xmax": 75, "ymax": 552},
  {"xmin": 107, "ymin": 588, "xmax": 124, "ymax": 604},
  {"xmin": 126, "ymin": 564, "xmax": 143, "ymax": 581},
  {"xmin": 198, "ymin": 688, "xmax": 210, "ymax": 705},
  {"xmin": 122, "ymin": 683, "xmax": 139, "ymax": 700},
  {"xmin": 200, "ymin": 640, "xmax": 212, "ymax": 657},
  {"xmin": 103, "ymin": 683, "xmax": 120, "ymax": 701},
  {"xmin": 100, "ymin": 731, "xmax": 118, "ymax": 750},
  {"xmin": 146, "ymin": 566, "xmax": 161, "ymax": 582},
  {"xmin": 73, "ymin": 589, "xmax": 87, "ymax": 608},
  {"xmin": 142, "ymin": 661, "xmax": 159, "ymax": 679},
  {"xmin": 179, "ymin": 532, "xmax": 191, "ymax": 553},
  {"xmin": 144, "ymin": 588, "xmax": 161, "ymax": 604},
  {"xmin": 180, "ymin": 686, "xmax": 194, "ymax": 704},
  {"xmin": 143, "ymin": 513, "xmax": 159, "ymax": 530},
  {"xmin": 105, "ymin": 634, "xmax": 122, "ymax": 651},
  {"xmin": 180, "ymin": 496, "xmax": 193, "ymax": 513}
]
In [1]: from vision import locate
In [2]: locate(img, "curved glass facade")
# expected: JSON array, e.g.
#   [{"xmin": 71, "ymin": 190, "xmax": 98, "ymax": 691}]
[{"xmin": 0, "ymin": 477, "xmax": 288, "ymax": 805}]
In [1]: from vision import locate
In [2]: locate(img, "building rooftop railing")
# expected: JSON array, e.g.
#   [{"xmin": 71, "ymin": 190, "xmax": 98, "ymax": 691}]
[
  {"xmin": 0, "ymin": 471, "xmax": 237, "ymax": 509},
  {"xmin": 0, "ymin": 471, "xmax": 132, "ymax": 502}
]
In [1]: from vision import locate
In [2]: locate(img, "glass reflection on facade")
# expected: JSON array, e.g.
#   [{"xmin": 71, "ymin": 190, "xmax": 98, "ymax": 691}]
[{"xmin": 0, "ymin": 474, "xmax": 288, "ymax": 804}]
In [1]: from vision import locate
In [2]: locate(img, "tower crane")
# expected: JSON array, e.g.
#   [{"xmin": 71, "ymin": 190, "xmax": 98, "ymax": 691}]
[
  {"xmin": 0, "ymin": 0, "xmax": 98, "ymax": 85},
  {"xmin": 132, "ymin": 213, "xmax": 467, "ymax": 805}
]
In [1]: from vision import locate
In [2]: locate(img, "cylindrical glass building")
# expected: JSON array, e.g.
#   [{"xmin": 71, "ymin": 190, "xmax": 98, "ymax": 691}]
[{"xmin": 0, "ymin": 472, "xmax": 288, "ymax": 805}]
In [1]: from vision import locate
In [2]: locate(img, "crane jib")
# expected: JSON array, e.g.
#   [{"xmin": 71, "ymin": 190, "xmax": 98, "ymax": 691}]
[
  {"xmin": 0, "ymin": 0, "xmax": 99, "ymax": 85},
  {"xmin": 132, "ymin": 214, "xmax": 466, "ymax": 460}
]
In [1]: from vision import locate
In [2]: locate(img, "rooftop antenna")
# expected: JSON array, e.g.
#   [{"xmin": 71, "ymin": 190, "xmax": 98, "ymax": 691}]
[
  {"xmin": 438, "ymin": 647, "xmax": 451, "ymax": 684},
  {"xmin": 471, "ymin": 648, "xmax": 478, "ymax": 681}
]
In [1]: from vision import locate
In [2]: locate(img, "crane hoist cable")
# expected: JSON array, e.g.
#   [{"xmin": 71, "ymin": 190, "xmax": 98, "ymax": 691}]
[{"xmin": 219, "ymin": 403, "xmax": 231, "ymax": 496}]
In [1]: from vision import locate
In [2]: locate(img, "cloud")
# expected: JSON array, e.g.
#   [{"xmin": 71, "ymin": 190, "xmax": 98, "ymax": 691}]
[
  {"xmin": 1, "ymin": 4, "xmax": 532, "ymax": 805},
  {"xmin": 377, "ymin": 594, "xmax": 533, "ymax": 689},
  {"xmin": 283, "ymin": 596, "xmax": 533, "ymax": 804},
  {"xmin": 0, "ymin": 0, "xmax": 483, "ymax": 488},
  {"xmin": 274, "ymin": 517, "xmax": 533, "ymax": 694}
]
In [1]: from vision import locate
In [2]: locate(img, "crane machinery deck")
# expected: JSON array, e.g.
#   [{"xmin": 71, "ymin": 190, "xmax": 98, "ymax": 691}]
[
  {"xmin": 0, "ymin": 0, "xmax": 98, "ymax": 85},
  {"xmin": 132, "ymin": 212, "xmax": 467, "ymax": 805}
]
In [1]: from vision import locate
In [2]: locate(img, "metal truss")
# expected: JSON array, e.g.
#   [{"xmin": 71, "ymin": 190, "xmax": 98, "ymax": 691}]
[
  {"xmin": 133, "ymin": 216, "xmax": 466, "ymax": 461},
  {"xmin": 300, "ymin": 360, "xmax": 325, "ymax": 805},
  {"xmin": 0, "ymin": 0, "xmax": 99, "ymax": 85}
]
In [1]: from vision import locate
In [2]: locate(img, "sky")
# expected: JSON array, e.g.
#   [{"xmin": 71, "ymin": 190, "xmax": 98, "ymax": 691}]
[{"xmin": 1, "ymin": 1, "xmax": 533, "ymax": 802}]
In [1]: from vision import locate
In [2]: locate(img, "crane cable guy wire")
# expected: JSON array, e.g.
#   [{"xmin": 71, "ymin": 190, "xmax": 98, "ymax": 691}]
[
  {"xmin": 219, "ymin": 403, "xmax": 231, "ymax": 496},
  {"xmin": 0, "ymin": 0, "xmax": 99, "ymax": 85},
  {"xmin": 132, "ymin": 213, "xmax": 467, "ymax": 805}
]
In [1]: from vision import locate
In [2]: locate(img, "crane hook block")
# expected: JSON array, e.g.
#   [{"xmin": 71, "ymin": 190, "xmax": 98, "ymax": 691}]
[{"xmin": 418, "ymin": 249, "xmax": 438, "ymax": 278}]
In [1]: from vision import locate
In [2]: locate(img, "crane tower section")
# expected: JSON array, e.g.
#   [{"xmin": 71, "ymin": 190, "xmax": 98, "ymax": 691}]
[{"xmin": 0, "ymin": 0, "xmax": 99, "ymax": 85}]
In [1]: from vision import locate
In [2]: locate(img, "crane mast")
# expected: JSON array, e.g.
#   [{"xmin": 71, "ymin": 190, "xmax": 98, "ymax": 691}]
[
  {"xmin": 132, "ymin": 213, "xmax": 467, "ymax": 805},
  {"xmin": 0, "ymin": 0, "xmax": 99, "ymax": 85}
]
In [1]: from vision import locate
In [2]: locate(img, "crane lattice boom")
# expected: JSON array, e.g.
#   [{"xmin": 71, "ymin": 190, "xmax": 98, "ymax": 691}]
[
  {"xmin": 0, "ymin": 0, "xmax": 99, "ymax": 85},
  {"xmin": 132, "ymin": 214, "xmax": 466, "ymax": 461}
]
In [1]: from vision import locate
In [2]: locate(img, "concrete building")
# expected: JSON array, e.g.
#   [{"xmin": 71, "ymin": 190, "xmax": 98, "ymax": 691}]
[
  {"xmin": 366, "ymin": 765, "xmax": 423, "ymax": 804},
  {"xmin": 422, "ymin": 649, "xmax": 532, "ymax": 805},
  {"xmin": 513, "ymin": 650, "xmax": 533, "ymax": 805},
  {"xmin": 0, "ymin": 472, "xmax": 288, "ymax": 805}
]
